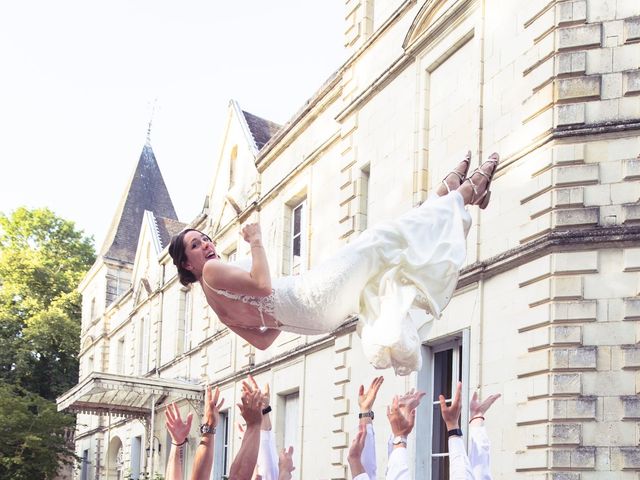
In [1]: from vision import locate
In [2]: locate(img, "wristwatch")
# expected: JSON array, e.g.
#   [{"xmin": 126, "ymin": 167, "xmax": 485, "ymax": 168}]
[
  {"xmin": 358, "ymin": 411, "xmax": 374, "ymax": 420},
  {"xmin": 199, "ymin": 423, "xmax": 216, "ymax": 435},
  {"xmin": 392, "ymin": 435, "xmax": 408, "ymax": 446},
  {"xmin": 447, "ymin": 428, "xmax": 463, "ymax": 437},
  {"xmin": 262, "ymin": 405, "xmax": 272, "ymax": 415}
]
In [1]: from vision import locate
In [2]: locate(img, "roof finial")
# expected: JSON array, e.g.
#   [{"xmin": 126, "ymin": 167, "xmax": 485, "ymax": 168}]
[{"xmin": 146, "ymin": 98, "xmax": 158, "ymax": 146}]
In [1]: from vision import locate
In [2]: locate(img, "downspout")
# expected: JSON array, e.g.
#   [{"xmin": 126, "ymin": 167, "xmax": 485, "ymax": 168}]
[
  {"xmin": 149, "ymin": 394, "xmax": 156, "ymax": 479},
  {"xmin": 156, "ymin": 266, "xmax": 164, "ymax": 375},
  {"xmin": 475, "ymin": 0, "xmax": 487, "ymax": 394}
]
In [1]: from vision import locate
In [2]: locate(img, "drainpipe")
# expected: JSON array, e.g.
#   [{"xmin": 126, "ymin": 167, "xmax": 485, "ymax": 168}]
[{"xmin": 149, "ymin": 394, "xmax": 156, "ymax": 479}]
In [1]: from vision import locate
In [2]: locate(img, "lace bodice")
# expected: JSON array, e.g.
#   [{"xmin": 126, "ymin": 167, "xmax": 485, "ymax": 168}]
[{"xmin": 201, "ymin": 276, "xmax": 276, "ymax": 329}]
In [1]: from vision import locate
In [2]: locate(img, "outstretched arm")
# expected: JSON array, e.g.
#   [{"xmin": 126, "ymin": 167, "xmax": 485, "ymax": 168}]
[
  {"xmin": 190, "ymin": 387, "xmax": 224, "ymax": 480},
  {"xmin": 229, "ymin": 379, "xmax": 263, "ymax": 479},
  {"xmin": 165, "ymin": 403, "xmax": 192, "ymax": 480},
  {"xmin": 358, "ymin": 376, "xmax": 384, "ymax": 478},
  {"xmin": 468, "ymin": 391, "xmax": 500, "ymax": 480},
  {"xmin": 440, "ymin": 382, "xmax": 473, "ymax": 480},
  {"xmin": 202, "ymin": 223, "xmax": 272, "ymax": 297}
]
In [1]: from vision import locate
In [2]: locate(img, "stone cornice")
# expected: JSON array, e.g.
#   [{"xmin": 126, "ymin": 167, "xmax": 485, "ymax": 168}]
[{"xmin": 458, "ymin": 225, "xmax": 640, "ymax": 288}]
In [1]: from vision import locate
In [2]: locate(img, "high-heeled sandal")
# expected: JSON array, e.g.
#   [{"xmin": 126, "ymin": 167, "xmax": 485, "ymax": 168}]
[
  {"xmin": 463, "ymin": 152, "xmax": 499, "ymax": 209},
  {"xmin": 441, "ymin": 150, "xmax": 472, "ymax": 193}
]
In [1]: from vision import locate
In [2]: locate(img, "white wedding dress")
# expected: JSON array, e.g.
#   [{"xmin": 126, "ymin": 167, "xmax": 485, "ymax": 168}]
[{"xmin": 222, "ymin": 191, "xmax": 471, "ymax": 375}]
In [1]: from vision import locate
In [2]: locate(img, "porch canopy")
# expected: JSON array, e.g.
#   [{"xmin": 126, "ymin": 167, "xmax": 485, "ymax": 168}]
[{"xmin": 57, "ymin": 372, "xmax": 203, "ymax": 418}]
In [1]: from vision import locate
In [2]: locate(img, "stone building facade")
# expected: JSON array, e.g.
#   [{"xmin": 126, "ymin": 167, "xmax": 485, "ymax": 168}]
[{"xmin": 58, "ymin": 1, "xmax": 640, "ymax": 479}]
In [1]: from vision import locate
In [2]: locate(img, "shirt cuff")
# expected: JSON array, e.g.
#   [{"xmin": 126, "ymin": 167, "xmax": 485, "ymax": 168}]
[
  {"xmin": 353, "ymin": 473, "xmax": 370, "ymax": 480},
  {"xmin": 389, "ymin": 446, "xmax": 409, "ymax": 464},
  {"xmin": 448, "ymin": 436, "xmax": 467, "ymax": 456}
]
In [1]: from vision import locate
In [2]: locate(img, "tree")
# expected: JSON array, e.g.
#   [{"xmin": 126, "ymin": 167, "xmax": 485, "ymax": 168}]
[
  {"xmin": 0, "ymin": 380, "xmax": 77, "ymax": 480},
  {"xmin": 0, "ymin": 207, "xmax": 95, "ymax": 399}
]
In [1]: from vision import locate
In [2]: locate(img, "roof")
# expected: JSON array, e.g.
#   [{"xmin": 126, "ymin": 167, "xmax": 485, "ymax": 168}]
[
  {"xmin": 99, "ymin": 143, "xmax": 178, "ymax": 264},
  {"xmin": 56, "ymin": 372, "xmax": 203, "ymax": 419},
  {"xmin": 155, "ymin": 216, "xmax": 187, "ymax": 250},
  {"xmin": 242, "ymin": 110, "xmax": 282, "ymax": 150}
]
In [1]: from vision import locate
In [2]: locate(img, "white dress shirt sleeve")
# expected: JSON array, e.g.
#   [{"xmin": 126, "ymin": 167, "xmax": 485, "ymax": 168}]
[
  {"xmin": 257, "ymin": 430, "xmax": 279, "ymax": 480},
  {"xmin": 386, "ymin": 447, "xmax": 411, "ymax": 480},
  {"xmin": 448, "ymin": 436, "xmax": 473, "ymax": 480},
  {"xmin": 360, "ymin": 423, "xmax": 377, "ymax": 479},
  {"xmin": 469, "ymin": 425, "xmax": 492, "ymax": 480}
]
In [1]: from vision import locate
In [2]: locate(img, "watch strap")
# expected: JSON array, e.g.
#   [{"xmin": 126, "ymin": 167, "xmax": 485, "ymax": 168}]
[
  {"xmin": 447, "ymin": 428, "xmax": 463, "ymax": 437},
  {"xmin": 392, "ymin": 435, "xmax": 408, "ymax": 445},
  {"xmin": 358, "ymin": 411, "xmax": 374, "ymax": 419},
  {"xmin": 262, "ymin": 405, "xmax": 272, "ymax": 415}
]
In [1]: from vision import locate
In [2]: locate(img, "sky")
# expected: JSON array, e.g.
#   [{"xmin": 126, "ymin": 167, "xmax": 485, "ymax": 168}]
[{"xmin": 0, "ymin": 1, "xmax": 345, "ymax": 249}]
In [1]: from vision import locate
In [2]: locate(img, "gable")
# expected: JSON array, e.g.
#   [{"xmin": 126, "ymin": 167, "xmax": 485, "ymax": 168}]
[{"xmin": 403, "ymin": 0, "xmax": 472, "ymax": 52}]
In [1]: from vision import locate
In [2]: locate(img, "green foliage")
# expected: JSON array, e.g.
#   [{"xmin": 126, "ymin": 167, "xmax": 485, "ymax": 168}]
[
  {"xmin": 0, "ymin": 207, "xmax": 95, "ymax": 398},
  {"xmin": 0, "ymin": 207, "xmax": 95, "ymax": 479},
  {"xmin": 0, "ymin": 380, "xmax": 78, "ymax": 480}
]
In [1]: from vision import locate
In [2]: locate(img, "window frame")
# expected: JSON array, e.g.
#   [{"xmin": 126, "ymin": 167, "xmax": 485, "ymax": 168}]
[
  {"xmin": 290, "ymin": 200, "xmax": 306, "ymax": 274},
  {"xmin": 212, "ymin": 410, "xmax": 230, "ymax": 480},
  {"xmin": 415, "ymin": 329, "xmax": 470, "ymax": 479}
]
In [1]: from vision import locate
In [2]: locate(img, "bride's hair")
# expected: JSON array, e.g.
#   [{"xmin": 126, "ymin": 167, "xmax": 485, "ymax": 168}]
[{"xmin": 169, "ymin": 228, "xmax": 200, "ymax": 286}]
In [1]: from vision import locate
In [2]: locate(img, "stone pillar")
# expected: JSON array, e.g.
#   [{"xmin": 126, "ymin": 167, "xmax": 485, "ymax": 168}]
[{"xmin": 330, "ymin": 333, "xmax": 353, "ymax": 479}]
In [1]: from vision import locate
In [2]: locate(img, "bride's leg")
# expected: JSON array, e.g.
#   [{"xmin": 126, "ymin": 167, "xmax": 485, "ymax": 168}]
[
  {"xmin": 435, "ymin": 151, "xmax": 472, "ymax": 197},
  {"xmin": 457, "ymin": 153, "xmax": 499, "ymax": 207}
]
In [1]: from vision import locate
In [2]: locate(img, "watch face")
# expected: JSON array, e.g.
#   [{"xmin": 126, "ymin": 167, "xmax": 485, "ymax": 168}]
[{"xmin": 200, "ymin": 424, "xmax": 213, "ymax": 434}]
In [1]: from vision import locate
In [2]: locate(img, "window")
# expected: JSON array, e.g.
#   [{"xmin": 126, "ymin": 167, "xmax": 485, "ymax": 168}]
[
  {"xmin": 229, "ymin": 145, "xmax": 238, "ymax": 188},
  {"xmin": 416, "ymin": 332, "xmax": 469, "ymax": 479},
  {"xmin": 106, "ymin": 271, "xmax": 131, "ymax": 306},
  {"xmin": 290, "ymin": 201, "xmax": 306, "ymax": 275},
  {"xmin": 212, "ymin": 411, "xmax": 230, "ymax": 479},
  {"xmin": 184, "ymin": 290, "xmax": 192, "ymax": 352},
  {"xmin": 116, "ymin": 338, "xmax": 125, "ymax": 374},
  {"xmin": 90, "ymin": 298, "xmax": 96, "ymax": 321},
  {"xmin": 81, "ymin": 449, "xmax": 90, "ymax": 480},
  {"xmin": 282, "ymin": 195, "xmax": 308, "ymax": 275},
  {"xmin": 137, "ymin": 317, "xmax": 149, "ymax": 375},
  {"xmin": 87, "ymin": 355, "xmax": 94, "ymax": 375},
  {"xmin": 277, "ymin": 391, "xmax": 299, "ymax": 459},
  {"xmin": 130, "ymin": 436, "xmax": 142, "ymax": 479},
  {"xmin": 358, "ymin": 164, "xmax": 370, "ymax": 231},
  {"xmin": 225, "ymin": 249, "xmax": 237, "ymax": 263},
  {"xmin": 177, "ymin": 289, "xmax": 192, "ymax": 354}
]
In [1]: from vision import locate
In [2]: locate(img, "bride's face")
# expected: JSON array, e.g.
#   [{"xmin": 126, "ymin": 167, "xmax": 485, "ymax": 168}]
[{"xmin": 182, "ymin": 230, "xmax": 218, "ymax": 276}]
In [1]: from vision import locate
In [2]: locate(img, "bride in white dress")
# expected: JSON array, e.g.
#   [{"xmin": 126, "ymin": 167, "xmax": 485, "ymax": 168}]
[{"xmin": 169, "ymin": 153, "xmax": 499, "ymax": 375}]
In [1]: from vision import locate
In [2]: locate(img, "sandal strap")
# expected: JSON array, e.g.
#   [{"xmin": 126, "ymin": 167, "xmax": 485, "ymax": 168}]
[{"xmin": 463, "ymin": 176, "xmax": 480, "ymax": 203}]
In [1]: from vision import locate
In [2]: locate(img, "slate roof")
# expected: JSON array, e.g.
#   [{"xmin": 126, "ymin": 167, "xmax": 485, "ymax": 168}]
[
  {"xmin": 155, "ymin": 216, "xmax": 186, "ymax": 250},
  {"xmin": 242, "ymin": 110, "xmax": 282, "ymax": 150},
  {"xmin": 99, "ymin": 143, "xmax": 178, "ymax": 263}
]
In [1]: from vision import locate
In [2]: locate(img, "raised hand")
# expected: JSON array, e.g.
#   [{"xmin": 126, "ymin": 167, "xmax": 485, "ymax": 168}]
[
  {"xmin": 358, "ymin": 376, "xmax": 384, "ymax": 413},
  {"xmin": 241, "ymin": 223, "xmax": 263, "ymax": 246},
  {"xmin": 398, "ymin": 388, "xmax": 426, "ymax": 412},
  {"xmin": 165, "ymin": 403, "xmax": 193, "ymax": 444},
  {"xmin": 387, "ymin": 395, "xmax": 416, "ymax": 437},
  {"xmin": 238, "ymin": 377, "xmax": 263, "ymax": 426},
  {"xmin": 278, "ymin": 446, "xmax": 296, "ymax": 480},
  {"xmin": 470, "ymin": 390, "xmax": 501, "ymax": 421},
  {"xmin": 347, "ymin": 424, "xmax": 367, "ymax": 477},
  {"xmin": 203, "ymin": 386, "xmax": 225, "ymax": 429},
  {"xmin": 439, "ymin": 381, "xmax": 462, "ymax": 430}
]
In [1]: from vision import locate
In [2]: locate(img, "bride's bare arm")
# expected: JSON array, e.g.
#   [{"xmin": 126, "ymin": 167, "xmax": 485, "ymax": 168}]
[
  {"xmin": 202, "ymin": 223, "xmax": 272, "ymax": 297},
  {"xmin": 227, "ymin": 324, "xmax": 281, "ymax": 350},
  {"xmin": 243, "ymin": 223, "xmax": 271, "ymax": 294}
]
